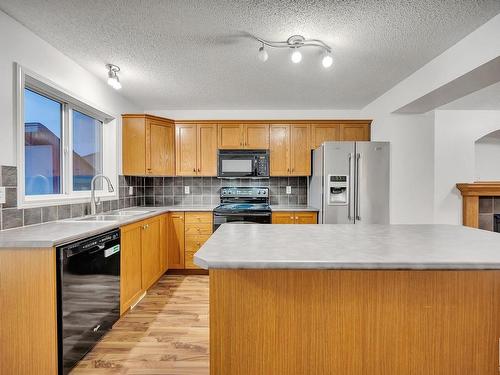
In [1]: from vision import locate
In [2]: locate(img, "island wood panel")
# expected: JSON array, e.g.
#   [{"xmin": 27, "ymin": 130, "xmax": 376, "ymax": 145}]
[
  {"xmin": 122, "ymin": 116, "xmax": 146, "ymax": 175},
  {"xmin": 197, "ymin": 124, "xmax": 218, "ymax": 176},
  {"xmin": 147, "ymin": 118, "xmax": 175, "ymax": 175},
  {"xmin": 244, "ymin": 123, "xmax": 269, "ymax": 149},
  {"xmin": 168, "ymin": 212, "xmax": 185, "ymax": 269},
  {"xmin": 210, "ymin": 269, "xmax": 500, "ymax": 375},
  {"xmin": 175, "ymin": 124, "xmax": 198, "ymax": 175},
  {"xmin": 0, "ymin": 247, "xmax": 58, "ymax": 375}
]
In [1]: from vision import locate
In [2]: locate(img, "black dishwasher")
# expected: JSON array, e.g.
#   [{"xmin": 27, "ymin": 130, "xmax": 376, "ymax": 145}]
[{"xmin": 56, "ymin": 229, "xmax": 120, "ymax": 374}]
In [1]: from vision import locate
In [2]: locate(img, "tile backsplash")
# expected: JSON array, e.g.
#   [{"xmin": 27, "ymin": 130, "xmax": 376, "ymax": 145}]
[
  {"xmin": 478, "ymin": 196, "xmax": 500, "ymax": 232},
  {"xmin": 0, "ymin": 165, "xmax": 308, "ymax": 230}
]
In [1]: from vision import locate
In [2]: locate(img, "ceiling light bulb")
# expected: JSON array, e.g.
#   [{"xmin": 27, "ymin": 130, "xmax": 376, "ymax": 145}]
[
  {"xmin": 322, "ymin": 53, "xmax": 333, "ymax": 68},
  {"xmin": 291, "ymin": 49, "xmax": 302, "ymax": 64},
  {"xmin": 106, "ymin": 64, "xmax": 122, "ymax": 90},
  {"xmin": 258, "ymin": 45, "xmax": 268, "ymax": 62}
]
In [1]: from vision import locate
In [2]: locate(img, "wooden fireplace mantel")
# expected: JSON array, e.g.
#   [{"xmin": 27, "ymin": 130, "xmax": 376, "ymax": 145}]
[{"xmin": 456, "ymin": 182, "xmax": 500, "ymax": 228}]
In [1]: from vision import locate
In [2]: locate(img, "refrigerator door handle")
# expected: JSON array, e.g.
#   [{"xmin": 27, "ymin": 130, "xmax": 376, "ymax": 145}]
[
  {"xmin": 356, "ymin": 153, "xmax": 361, "ymax": 221},
  {"xmin": 348, "ymin": 153, "xmax": 353, "ymax": 221}
]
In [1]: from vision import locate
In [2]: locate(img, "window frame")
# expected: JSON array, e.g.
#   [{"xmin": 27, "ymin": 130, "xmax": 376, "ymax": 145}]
[{"xmin": 15, "ymin": 63, "xmax": 118, "ymax": 208}]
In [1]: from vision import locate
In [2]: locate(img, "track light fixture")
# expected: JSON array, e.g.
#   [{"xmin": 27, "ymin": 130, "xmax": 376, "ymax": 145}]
[
  {"xmin": 106, "ymin": 64, "xmax": 122, "ymax": 90},
  {"xmin": 252, "ymin": 34, "xmax": 333, "ymax": 68}
]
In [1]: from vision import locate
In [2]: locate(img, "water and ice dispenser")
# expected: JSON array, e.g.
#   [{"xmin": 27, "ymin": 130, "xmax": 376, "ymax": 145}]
[{"xmin": 327, "ymin": 175, "xmax": 349, "ymax": 205}]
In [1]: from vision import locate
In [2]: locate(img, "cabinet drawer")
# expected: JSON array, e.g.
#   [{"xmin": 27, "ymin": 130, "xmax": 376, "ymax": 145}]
[
  {"xmin": 185, "ymin": 212, "xmax": 213, "ymax": 224},
  {"xmin": 185, "ymin": 223, "xmax": 212, "ymax": 235},
  {"xmin": 185, "ymin": 234, "xmax": 211, "ymax": 252},
  {"xmin": 185, "ymin": 250, "xmax": 201, "ymax": 269}
]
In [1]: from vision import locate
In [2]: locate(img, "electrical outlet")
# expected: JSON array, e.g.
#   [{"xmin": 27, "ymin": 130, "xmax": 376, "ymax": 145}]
[
  {"xmin": 286, "ymin": 186, "xmax": 292, "ymax": 194},
  {"xmin": 184, "ymin": 186, "xmax": 190, "ymax": 194},
  {"xmin": 128, "ymin": 186, "xmax": 134, "ymax": 195},
  {"xmin": 0, "ymin": 187, "xmax": 5, "ymax": 204}
]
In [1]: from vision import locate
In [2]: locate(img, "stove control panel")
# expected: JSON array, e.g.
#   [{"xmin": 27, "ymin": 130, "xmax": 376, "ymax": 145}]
[{"xmin": 220, "ymin": 187, "xmax": 269, "ymax": 198}]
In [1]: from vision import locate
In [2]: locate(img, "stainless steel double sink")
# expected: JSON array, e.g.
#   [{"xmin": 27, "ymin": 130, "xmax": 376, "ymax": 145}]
[{"xmin": 66, "ymin": 209, "xmax": 155, "ymax": 222}]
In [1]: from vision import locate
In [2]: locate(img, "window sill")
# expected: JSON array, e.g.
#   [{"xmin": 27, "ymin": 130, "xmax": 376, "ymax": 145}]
[{"xmin": 19, "ymin": 193, "xmax": 118, "ymax": 209}]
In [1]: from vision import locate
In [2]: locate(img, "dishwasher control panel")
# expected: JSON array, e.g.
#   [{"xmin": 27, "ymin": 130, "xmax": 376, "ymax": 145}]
[{"xmin": 328, "ymin": 175, "xmax": 349, "ymax": 206}]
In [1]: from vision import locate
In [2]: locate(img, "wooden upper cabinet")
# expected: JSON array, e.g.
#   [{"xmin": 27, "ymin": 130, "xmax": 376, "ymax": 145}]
[
  {"xmin": 122, "ymin": 114, "xmax": 175, "ymax": 176},
  {"xmin": 311, "ymin": 123, "xmax": 340, "ymax": 149},
  {"xmin": 197, "ymin": 124, "xmax": 218, "ymax": 176},
  {"xmin": 244, "ymin": 124, "xmax": 269, "ymax": 149},
  {"xmin": 218, "ymin": 123, "xmax": 243, "ymax": 149},
  {"xmin": 175, "ymin": 123, "xmax": 198, "ymax": 175},
  {"xmin": 122, "ymin": 116, "xmax": 147, "ymax": 175},
  {"xmin": 147, "ymin": 119, "xmax": 174, "ymax": 175},
  {"xmin": 270, "ymin": 124, "xmax": 290, "ymax": 176},
  {"xmin": 290, "ymin": 124, "xmax": 310, "ymax": 176},
  {"xmin": 340, "ymin": 123, "xmax": 371, "ymax": 141}
]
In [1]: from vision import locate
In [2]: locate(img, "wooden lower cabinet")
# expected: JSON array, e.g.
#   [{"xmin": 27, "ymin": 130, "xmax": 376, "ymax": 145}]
[
  {"xmin": 120, "ymin": 214, "xmax": 168, "ymax": 314},
  {"xmin": 168, "ymin": 212, "xmax": 185, "ymax": 269},
  {"xmin": 272, "ymin": 211, "xmax": 318, "ymax": 224},
  {"xmin": 185, "ymin": 212, "xmax": 213, "ymax": 269}
]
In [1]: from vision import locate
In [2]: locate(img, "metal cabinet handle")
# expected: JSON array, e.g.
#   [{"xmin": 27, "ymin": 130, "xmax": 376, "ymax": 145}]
[
  {"xmin": 348, "ymin": 153, "xmax": 352, "ymax": 221},
  {"xmin": 356, "ymin": 153, "xmax": 361, "ymax": 221},
  {"xmin": 197, "ymin": 242, "xmax": 201, "ymax": 246}
]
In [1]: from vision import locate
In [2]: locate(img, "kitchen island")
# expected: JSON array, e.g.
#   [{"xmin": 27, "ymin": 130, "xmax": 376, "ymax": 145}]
[{"xmin": 195, "ymin": 224, "xmax": 500, "ymax": 375}]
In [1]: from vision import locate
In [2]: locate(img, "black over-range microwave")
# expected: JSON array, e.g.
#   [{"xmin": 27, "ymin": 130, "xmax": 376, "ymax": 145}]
[{"xmin": 217, "ymin": 150, "xmax": 269, "ymax": 178}]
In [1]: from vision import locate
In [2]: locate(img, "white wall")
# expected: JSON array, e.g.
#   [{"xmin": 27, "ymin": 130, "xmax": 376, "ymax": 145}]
[
  {"xmin": 434, "ymin": 110, "xmax": 500, "ymax": 224},
  {"xmin": 475, "ymin": 134, "xmax": 500, "ymax": 181},
  {"xmin": 147, "ymin": 109, "xmax": 363, "ymax": 120},
  {"xmin": 0, "ymin": 10, "xmax": 140, "ymax": 170}
]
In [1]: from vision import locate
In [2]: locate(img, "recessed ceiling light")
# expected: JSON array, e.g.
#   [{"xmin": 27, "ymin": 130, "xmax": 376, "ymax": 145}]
[
  {"xmin": 291, "ymin": 49, "xmax": 302, "ymax": 64},
  {"xmin": 322, "ymin": 53, "xmax": 333, "ymax": 68}
]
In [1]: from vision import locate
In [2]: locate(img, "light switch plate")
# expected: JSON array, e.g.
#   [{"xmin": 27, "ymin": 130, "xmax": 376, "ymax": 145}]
[
  {"xmin": 184, "ymin": 186, "xmax": 190, "ymax": 194},
  {"xmin": 128, "ymin": 186, "xmax": 134, "ymax": 195},
  {"xmin": 286, "ymin": 186, "xmax": 292, "ymax": 194},
  {"xmin": 0, "ymin": 187, "xmax": 5, "ymax": 204}
]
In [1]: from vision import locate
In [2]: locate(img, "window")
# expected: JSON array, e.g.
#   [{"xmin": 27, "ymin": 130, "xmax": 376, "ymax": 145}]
[{"xmin": 17, "ymin": 65, "xmax": 116, "ymax": 206}]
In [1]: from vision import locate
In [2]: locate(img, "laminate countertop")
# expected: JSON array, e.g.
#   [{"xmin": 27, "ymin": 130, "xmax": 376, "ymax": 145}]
[
  {"xmin": 0, "ymin": 206, "xmax": 215, "ymax": 248},
  {"xmin": 194, "ymin": 224, "xmax": 500, "ymax": 270},
  {"xmin": 269, "ymin": 205, "xmax": 319, "ymax": 211}
]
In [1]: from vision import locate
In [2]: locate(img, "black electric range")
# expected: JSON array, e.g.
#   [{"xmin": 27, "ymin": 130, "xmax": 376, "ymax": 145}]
[{"xmin": 213, "ymin": 187, "xmax": 271, "ymax": 231}]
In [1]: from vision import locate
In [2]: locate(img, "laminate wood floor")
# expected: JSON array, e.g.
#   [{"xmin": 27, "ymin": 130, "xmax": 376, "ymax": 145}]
[{"xmin": 71, "ymin": 275, "xmax": 209, "ymax": 375}]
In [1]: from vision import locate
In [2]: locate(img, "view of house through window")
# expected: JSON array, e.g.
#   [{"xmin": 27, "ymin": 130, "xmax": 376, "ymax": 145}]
[
  {"xmin": 72, "ymin": 110, "xmax": 103, "ymax": 191},
  {"xmin": 23, "ymin": 85, "xmax": 105, "ymax": 198},
  {"xmin": 24, "ymin": 88, "xmax": 62, "ymax": 195}
]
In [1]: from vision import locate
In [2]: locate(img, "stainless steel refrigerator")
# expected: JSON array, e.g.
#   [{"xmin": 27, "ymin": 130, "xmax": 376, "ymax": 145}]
[{"xmin": 310, "ymin": 141, "xmax": 390, "ymax": 224}]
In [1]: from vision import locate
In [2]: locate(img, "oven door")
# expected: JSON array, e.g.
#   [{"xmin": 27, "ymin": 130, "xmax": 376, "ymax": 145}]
[
  {"xmin": 213, "ymin": 212, "xmax": 271, "ymax": 231},
  {"xmin": 218, "ymin": 154, "xmax": 256, "ymax": 178}
]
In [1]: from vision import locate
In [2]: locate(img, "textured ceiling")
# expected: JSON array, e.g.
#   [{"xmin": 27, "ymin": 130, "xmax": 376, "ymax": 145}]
[{"xmin": 1, "ymin": 0, "xmax": 499, "ymax": 110}]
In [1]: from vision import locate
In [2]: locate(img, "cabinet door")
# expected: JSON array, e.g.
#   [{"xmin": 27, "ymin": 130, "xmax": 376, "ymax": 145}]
[
  {"xmin": 290, "ymin": 124, "xmax": 311, "ymax": 176},
  {"xmin": 270, "ymin": 124, "xmax": 290, "ymax": 176},
  {"xmin": 295, "ymin": 212, "xmax": 318, "ymax": 224},
  {"xmin": 168, "ymin": 212, "xmax": 185, "ymax": 269},
  {"xmin": 218, "ymin": 123, "xmax": 243, "ymax": 149},
  {"xmin": 244, "ymin": 124, "xmax": 269, "ymax": 149},
  {"xmin": 340, "ymin": 123, "xmax": 370, "ymax": 141},
  {"xmin": 141, "ymin": 216, "xmax": 162, "ymax": 290},
  {"xmin": 122, "ymin": 116, "xmax": 146, "ymax": 175},
  {"xmin": 272, "ymin": 212, "xmax": 296, "ymax": 224},
  {"xmin": 160, "ymin": 214, "xmax": 168, "ymax": 274},
  {"xmin": 176, "ymin": 124, "xmax": 198, "ymax": 176},
  {"xmin": 120, "ymin": 222, "xmax": 144, "ymax": 314},
  {"xmin": 311, "ymin": 123, "xmax": 340, "ymax": 149},
  {"xmin": 197, "ymin": 124, "xmax": 218, "ymax": 176},
  {"xmin": 147, "ymin": 119, "xmax": 175, "ymax": 175}
]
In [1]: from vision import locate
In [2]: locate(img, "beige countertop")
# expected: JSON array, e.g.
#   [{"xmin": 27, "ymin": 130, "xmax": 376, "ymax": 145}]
[{"xmin": 0, "ymin": 206, "xmax": 215, "ymax": 248}]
